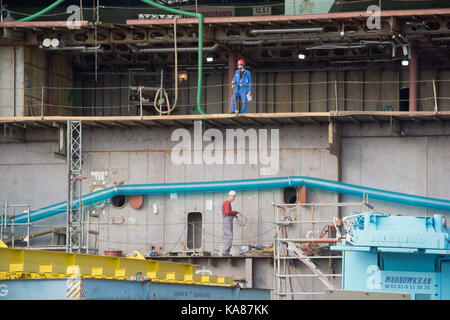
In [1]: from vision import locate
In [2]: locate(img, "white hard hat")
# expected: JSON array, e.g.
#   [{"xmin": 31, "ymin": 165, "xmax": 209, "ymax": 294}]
[{"xmin": 228, "ymin": 190, "xmax": 236, "ymax": 196}]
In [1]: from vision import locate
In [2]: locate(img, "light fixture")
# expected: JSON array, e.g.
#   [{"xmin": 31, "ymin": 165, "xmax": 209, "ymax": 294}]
[
  {"xmin": 50, "ymin": 38, "xmax": 60, "ymax": 48},
  {"xmin": 206, "ymin": 56, "xmax": 214, "ymax": 62},
  {"xmin": 402, "ymin": 44, "xmax": 408, "ymax": 56},
  {"xmin": 401, "ymin": 58, "xmax": 409, "ymax": 66},
  {"xmin": 298, "ymin": 50, "xmax": 308, "ymax": 60},
  {"xmin": 178, "ymin": 70, "xmax": 188, "ymax": 82},
  {"xmin": 42, "ymin": 38, "xmax": 52, "ymax": 48}
]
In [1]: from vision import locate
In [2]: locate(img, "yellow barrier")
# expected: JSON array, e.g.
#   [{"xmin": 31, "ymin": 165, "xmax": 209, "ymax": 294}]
[{"xmin": 0, "ymin": 247, "xmax": 233, "ymax": 286}]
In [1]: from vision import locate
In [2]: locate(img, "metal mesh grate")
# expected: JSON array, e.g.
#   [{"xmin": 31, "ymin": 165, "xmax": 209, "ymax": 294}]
[{"xmin": 415, "ymin": 293, "xmax": 432, "ymax": 300}]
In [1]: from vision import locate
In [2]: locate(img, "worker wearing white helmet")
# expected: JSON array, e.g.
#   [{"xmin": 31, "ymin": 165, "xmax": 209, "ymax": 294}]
[{"xmin": 222, "ymin": 190, "xmax": 238, "ymax": 256}]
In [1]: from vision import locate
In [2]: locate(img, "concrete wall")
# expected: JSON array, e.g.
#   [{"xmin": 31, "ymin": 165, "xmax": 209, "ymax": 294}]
[
  {"xmin": 0, "ymin": 124, "xmax": 338, "ymax": 252},
  {"xmin": 341, "ymin": 121, "xmax": 450, "ymax": 217},
  {"xmin": 0, "ymin": 46, "xmax": 73, "ymax": 117},
  {"xmin": 0, "ymin": 46, "xmax": 24, "ymax": 117},
  {"xmin": 1, "ymin": 122, "xmax": 449, "ymax": 298}
]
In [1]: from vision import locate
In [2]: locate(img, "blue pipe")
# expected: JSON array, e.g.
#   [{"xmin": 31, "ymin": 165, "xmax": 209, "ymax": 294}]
[{"xmin": 4, "ymin": 176, "xmax": 450, "ymax": 225}]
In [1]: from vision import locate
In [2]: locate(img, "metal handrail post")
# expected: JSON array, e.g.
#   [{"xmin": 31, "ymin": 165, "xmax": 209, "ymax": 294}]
[{"xmin": 27, "ymin": 206, "xmax": 31, "ymax": 248}]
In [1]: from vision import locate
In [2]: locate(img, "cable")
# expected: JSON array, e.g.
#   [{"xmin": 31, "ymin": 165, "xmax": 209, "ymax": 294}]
[
  {"xmin": 168, "ymin": 223, "xmax": 187, "ymax": 252},
  {"xmin": 235, "ymin": 212, "xmax": 248, "ymax": 227},
  {"xmin": 152, "ymin": 17, "xmax": 179, "ymax": 115}
]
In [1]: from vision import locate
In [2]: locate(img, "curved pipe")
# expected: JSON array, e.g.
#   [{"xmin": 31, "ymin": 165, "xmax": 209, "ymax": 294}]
[
  {"xmin": 16, "ymin": 0, "xmax": 66, "ymax": 22},
  {"xmin": 4, "ymin": 176, "xmax": 450, "ymax": 225},
  {"xmin": 138, "ymin": 0, "xmax": 205, "ymax": 115}
]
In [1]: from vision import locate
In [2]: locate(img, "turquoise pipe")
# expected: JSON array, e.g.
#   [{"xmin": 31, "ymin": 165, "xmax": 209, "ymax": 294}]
[
  {"xmin": 4, "ymin": 176, "xmax": 450, "ymax": 225},
  {"xmin": 16, "ymin": 0, "xmax": 66, "ymax": 22},
  {"xmin": 139, "ymin": 0, "xmax": 206, "ymax": 114}
]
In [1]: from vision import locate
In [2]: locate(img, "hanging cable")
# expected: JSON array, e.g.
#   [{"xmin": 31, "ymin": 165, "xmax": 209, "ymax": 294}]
[
  {"xmin": 139, "ymin": 0, "xmax": 205, "ymax": 115},
  {"xmin": 153, "ymin": 17, "xmax": 179, "ymax": 115}
]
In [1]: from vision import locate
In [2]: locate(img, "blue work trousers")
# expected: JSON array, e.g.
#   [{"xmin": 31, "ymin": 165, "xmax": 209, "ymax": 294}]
[{"xmin": 231, "ymin": 89, "xmax": 248, "ymax": 113}]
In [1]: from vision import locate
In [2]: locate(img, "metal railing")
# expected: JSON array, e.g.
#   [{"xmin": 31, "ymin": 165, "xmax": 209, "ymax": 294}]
[
  {"xmin": 1, "ymin": 78, "xmax": 449, "ymax": 118},
  {"xmin": 272, "ymin": 199, "xmax": 372, "ymax": 300}
]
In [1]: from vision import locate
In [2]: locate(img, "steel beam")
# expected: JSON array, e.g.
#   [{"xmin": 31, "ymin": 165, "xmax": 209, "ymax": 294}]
[{"xmin": 0, "ymin": 247, "xmax": 232, "ymax": 285}]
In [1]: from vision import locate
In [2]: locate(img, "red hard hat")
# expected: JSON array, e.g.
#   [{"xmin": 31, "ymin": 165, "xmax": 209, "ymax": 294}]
[{"xmin": 237, "ymin": 59, "xmax": 246, "ymax": 66}]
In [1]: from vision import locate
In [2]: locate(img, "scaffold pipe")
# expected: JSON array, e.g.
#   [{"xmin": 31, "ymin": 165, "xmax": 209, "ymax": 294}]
[{"xmin": 4, "ymin": 176, "xmax": 450, "ymax": 226}]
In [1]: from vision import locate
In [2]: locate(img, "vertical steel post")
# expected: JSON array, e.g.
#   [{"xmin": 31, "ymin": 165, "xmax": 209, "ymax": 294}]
[
  {"xmin": 228, "ymin": 52, "xmax": 236, "ymax": 113},
  {"xmin": 11, "ymin": 216, "xmax": 14, "ymax": 247},
  {"xmin": 334, "ymin": 80, "xmax": 338, "ymax": 112},
  {"xmin": 41, "ymin": 87, "xmax": 45, "ymax": 119},
  {"xmin": 139, "ymin": 87, "xmax": 143, "ymax": 119},
  {"xmin": 66, "ymin": 120, "xmax": 83, "ymax": 253},
  {"xmin": 1, "ymin": 202, "xmax": 6, "ymax": 242},
  {"xmin": 26, "ymin": 205, "xmax": 30, "ymax": 248},
  {"xmin": 433, "ymin": 79, "xmax": 438, "ymax": 112},
  {"xmin": 409, "ymin": 45, "xmax": 418, "ymax": 112}
]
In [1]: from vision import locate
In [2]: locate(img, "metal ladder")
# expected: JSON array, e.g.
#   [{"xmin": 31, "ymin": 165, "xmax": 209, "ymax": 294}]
[
  {"xmin": 273, "ymin": 200, "xmax": 372, "ymax": 299},
  {"xmin": 285, "ymin": 241, "xmax": 337, "ymax": 290}
]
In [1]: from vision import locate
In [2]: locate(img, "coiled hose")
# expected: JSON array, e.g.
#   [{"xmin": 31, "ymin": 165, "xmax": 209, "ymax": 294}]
[{"xmin": 153, "ymin": 17, "xmax": 179, "ymax": 115}]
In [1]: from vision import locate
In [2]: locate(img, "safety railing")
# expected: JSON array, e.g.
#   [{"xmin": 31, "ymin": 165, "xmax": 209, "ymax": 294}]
[
  {"xmin": 1, "ymin": 78, "xmax": 449, "ymax": 118},
  {"xmin": 272, "ymin": 199, "xmax": 372, "ymax": 300}
]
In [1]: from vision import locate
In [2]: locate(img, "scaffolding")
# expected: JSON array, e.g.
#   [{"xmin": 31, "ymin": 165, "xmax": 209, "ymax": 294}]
[
  {"xmin": 66, "ymin": 120, "xmax": 84, "ymax": 253},
  {"xmin": 272, "ymin": 199, "xmax": 373, "ymax": 300},
  {"xmin": 0, "ymin": 202, "xmax": 31, "ymax": 247}
]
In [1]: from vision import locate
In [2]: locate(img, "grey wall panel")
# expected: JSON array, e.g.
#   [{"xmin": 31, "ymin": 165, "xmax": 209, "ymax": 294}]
[
  {"xmin": 381, "ymin": 70, "xmax": 397, "ymax": 110},
  {"xmin": 204, "ymin": 72, "xmax": 223, "ymax": 114},
  {"xmin": 292, "ymin": 71, "xmax": 310, "ymax": 112},
  {"xmin": 438, "ymin": 71, "xmax": 450, "ymax": 111},
  {"xmin": 341, "ymin": 135, "xmax": 433, "ymax": 217},
  {"xmin": 274, "ymin": 72, "xmax": 291, "ymax": 113},
  {"xmin": 345, "ymin": 70, "xmax": 363, "ymax": 111},
  {"xmin": 427, "ymin": 136, "xmax": 450, "ymax": 200},
  {"xmin": 310, "ymin": 71, "xmax": 327, "ymax": 112},
  {"xmin": 419, "ymin": 69, "xmax": 435, "ymax": 111}
]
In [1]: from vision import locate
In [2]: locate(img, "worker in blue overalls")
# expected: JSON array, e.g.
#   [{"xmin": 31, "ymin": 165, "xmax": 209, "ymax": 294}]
[{"xmin": 231, "ymin": 59, "xmax": 252, "ymax": 114}]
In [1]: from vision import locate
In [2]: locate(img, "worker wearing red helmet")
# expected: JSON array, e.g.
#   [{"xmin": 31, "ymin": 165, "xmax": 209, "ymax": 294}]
[{"xmin": 231, "ymin": 59, "xmax": 252, "ymax": 114}]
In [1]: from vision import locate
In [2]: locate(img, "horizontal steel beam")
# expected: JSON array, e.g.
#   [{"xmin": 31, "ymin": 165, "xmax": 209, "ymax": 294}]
[
  {"xmin": 0, "ymin": 247, "xmax": 232, "ymax": 286},
  {"xmin": 0, "ymin": 278, "xmax": 268, "ymax": 300}
]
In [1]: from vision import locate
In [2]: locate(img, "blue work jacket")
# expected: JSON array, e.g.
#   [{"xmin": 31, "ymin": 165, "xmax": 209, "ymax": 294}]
[{"xmin": 233, "ymin": 69, "xmax": 252, "ymax": 93}]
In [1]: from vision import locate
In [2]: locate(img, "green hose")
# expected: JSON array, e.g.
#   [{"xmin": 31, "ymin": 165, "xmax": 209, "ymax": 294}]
[
  {"xmin": 16, "ymin": 0, "xmax": 66, "ymax": 22},
  {"xmin": 139, "ymin": 0, "xmax": 206, "ymax": 114}
]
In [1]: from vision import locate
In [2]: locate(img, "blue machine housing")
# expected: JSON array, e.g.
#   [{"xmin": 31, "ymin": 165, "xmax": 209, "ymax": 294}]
[{"xmin": 331, "ymin": 212, "xmax": 450, "ymax": 300}]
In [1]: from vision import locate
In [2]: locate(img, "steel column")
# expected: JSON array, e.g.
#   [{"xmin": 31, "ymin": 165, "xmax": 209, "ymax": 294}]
[
  {"xmin": 409, "ymin": 45, "xmax": 418, "ymax": 112},
  {"xmin": 228, "ymin": 52, "xmax": 236, "ymax": 113},
  {"xmin": 67, "ymin": 120, "xmax": 83, "ymax": 253}
]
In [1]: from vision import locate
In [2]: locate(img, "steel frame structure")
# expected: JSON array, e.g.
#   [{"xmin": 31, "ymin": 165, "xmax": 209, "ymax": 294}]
[
  {"xmin": 66, "ymin": 120, "xmax": 84, "ymax": 253},
  {"xmin": 272, "ymin": 200, "xmax": 372, "ymax": 300},
  {"xmin": 3, "ymin": 8, "xmax": 450, "ymax": 66}
]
